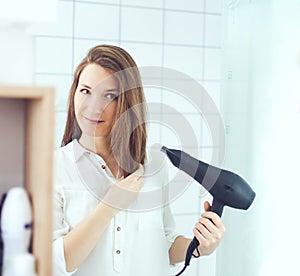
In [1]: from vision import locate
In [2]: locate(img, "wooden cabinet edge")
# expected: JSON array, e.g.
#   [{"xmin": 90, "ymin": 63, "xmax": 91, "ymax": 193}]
[{"xmin": 0, "ymin": 86, "xmax": 55, "ymax": 276}]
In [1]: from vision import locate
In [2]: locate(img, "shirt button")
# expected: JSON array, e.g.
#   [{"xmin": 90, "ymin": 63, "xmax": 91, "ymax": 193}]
[
  {"xmin": 101, "ymin": 165, "xmax": 106, "ymax": 169},
  {"xmin": 116, "ymin": 250, "xmax": 121, "ymax": 254},
  {"xmin": 117, "ymin": 226, "xmax": 121, "ymax": 231}
]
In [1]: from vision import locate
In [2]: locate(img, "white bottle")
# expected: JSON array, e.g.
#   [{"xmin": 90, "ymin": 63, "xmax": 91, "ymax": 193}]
[
  {"xmin": 1, "ymin": 187, "xmax": 33, "ymax": 276},
  {"xmin": 13, "ymin": 253, "xmax": 37, "ymax": 276}
]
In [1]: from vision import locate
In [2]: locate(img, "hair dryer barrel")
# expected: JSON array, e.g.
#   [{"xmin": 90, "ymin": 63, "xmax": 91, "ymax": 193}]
[{"xmin": 161, "ymin": 146, "xmax": 256, "ymax": 212}]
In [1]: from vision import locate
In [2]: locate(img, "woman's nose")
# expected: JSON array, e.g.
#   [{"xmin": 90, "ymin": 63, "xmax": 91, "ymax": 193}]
[{"xmin": 85, "ymin": 93, "xmax": 105, "ymax": 114}]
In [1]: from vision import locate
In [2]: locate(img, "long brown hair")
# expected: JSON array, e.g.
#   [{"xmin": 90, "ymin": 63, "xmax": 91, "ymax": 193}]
[{"xmin": 62, "ymin": 45, "xmax": 147, "ymax": 176}]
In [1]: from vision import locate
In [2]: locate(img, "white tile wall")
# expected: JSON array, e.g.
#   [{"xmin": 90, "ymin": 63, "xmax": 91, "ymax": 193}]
[
  {"xmin": 33, "ymin": 1, "xmax": 223, "ymax": 275},
  {"xmin": 143, "ymin": 87, "xmax": 162, "ymax": 105},
  {"xmin": 202, "ymin": 113, "xmax": 224, "ymax": 147},
  {"xmin": 205, "ymin": 15, "xmax": 222, "ymax": 46},
  {"xmin": 0, "ymin": 29, "xmax": 34, "ymax": 85},
  {"xmin": 165, "ymin": 0, "xmax": 205, "ymax": 12},
  {"xmin": 165, "ymin": 11, "xmax": 204, "ymax": 45},
  {"xmin": 160, "ymin": 119, "xmax": 182, "ymax": 148},
  {"xmin": 161, "ymin": 86, "xmax": 202, "ymax": 113},
  {"xmin": 74, "ymin": 2, "xmax": 120, "ymax": 40},
  {"xmin": 122, "ymin": 0, "xmax": 163, "ymax": 9},
  {"xmin": 35, "ymin": 74, "xmax": 72, "ymax": 111},
  {"xmin": 163, "ymin": 45, "xmax": 204, "ymax": 80},
  {"xmin": 121, "ymin": 7, "xmax": 163, "ymax": 43},
  {"xmin": 206, "ymin": 0, "xmax": 223, "ymax": 13},
  {"xmin": 204, "ymin": 48, "xmax": 221, "ymax": 80},
  {"xmin": 201, "ymin": 116, "xmax": 214, "ymax": 147},
  {"xmin": 160, "ymin": 113, "xmax": 202, "ymax": 146},
  {"xmin": 79, "ymin": 0, "xmax": 120, "ymax": 4},
  {"xmin": 120, "ymin": 42, "xmax": 163, "ymax": 67},
  {"xmin": 31, "ymin": 0, "xmax": 73, "ymax": 37},
  {"xmin": 202, "ymin": 82, "xmax": 221, "ymax": 108},
  {"xmin": 35, "ymin": 37, "xmax": 73, "ymax": 74},
  {"xmin": 146, "ymin": 122, "xmax": 161, "ymax": 147},
  {"xmin": 170, "ymin": 180, "xmax": 202, "ymax": 214}
]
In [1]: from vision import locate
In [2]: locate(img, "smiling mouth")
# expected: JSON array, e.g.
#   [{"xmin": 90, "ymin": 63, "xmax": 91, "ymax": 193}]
[{"xmin": 83, "ymin": 116, "xmax": 104, "ymax": 124}]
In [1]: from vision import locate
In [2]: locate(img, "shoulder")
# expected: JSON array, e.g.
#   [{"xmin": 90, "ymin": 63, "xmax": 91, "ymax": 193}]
[
  {"xmin": 53, "ymin": 141, "xmax": 77, "ymax": 186},
  {"xmin": 54, "ymin": 141, "xmax": 75, "ymax": 162},
  {"xmin": 144, "ymin": 147, "xmax": 169, "ymax": 183}
]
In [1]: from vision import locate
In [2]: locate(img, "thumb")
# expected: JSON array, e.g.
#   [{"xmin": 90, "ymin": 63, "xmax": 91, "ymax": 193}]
[
  {"xmin": 203, "ymin": 201, "xmax": 211, "ymax": 212},
  {"xmin": 116, "ymin": 176, "xmax": 124, "ymax": 183}
]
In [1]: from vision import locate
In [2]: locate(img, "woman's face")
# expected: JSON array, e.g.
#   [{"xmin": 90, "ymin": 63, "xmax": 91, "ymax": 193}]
[{"xmin": 74, "ymin": 63, "xmax": 119, "ymax": 138}]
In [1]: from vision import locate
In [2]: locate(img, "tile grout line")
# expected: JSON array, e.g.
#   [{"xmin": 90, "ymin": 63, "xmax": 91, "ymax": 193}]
[
  {"xmin": 70, "ymin": 0, "xmax": 221, "ymax": 16},
  {"xmin": 71, "ymin": 0, "xmax": 76, "ymax": 73},
  {"xmin": 118, "ymin": 0, "xmax": 122, "ymax": 45}
]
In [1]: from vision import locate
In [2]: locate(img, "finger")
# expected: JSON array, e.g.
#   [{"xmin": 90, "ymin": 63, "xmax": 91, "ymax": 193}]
[
  {"xmin": 129, "ymin": 165, "xmax": 144, "ymax": 179},
  {"xmin": 116, "ymin": 176, "xmax": 124, "ymax": 183},
  {"xmin": 139, "ymin": 163, "xmax": 144, "ymax": 172},
  {"xmin": 193, "ymin": 227, "xmax": 206, "ymax": 244},
  {"xmin": 203, "ymin": 201, "xmax": 211, "ymax": 212},
  {"xmin": 198, "ymin": 217, "xmax": 218, "ymax": 233},
  {"xmin": 201, "ymin": 212, "xmax": 226, "ymax": 232},
  {"xmin": 128, "ymin": 176, "xmax": 143, "ymax": 190},
  {"xmin": 135, "ymin": 165, "xmax": 144, "ymax": 178},
  {"xmin": 131, "ymin": 177, "xmax": 143, "ymax": 190},
  {"xmin": 195, "ymin": 222, "xmax": 211, "ymax": 239},
  {"xmin": 117, "ymin": 181, "xmax": 141, "ymax": 193}
]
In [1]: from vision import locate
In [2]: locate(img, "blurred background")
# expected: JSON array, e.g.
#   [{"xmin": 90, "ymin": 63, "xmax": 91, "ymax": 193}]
[{"xmin": 1, "ymin": 0, "xmax": 300, "ymax": 275}]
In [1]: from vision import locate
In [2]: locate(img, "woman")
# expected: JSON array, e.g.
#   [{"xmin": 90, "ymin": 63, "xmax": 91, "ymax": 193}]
[{"xmin": 53, "ymin": 44, "xmax": 226, "ymax": 275}]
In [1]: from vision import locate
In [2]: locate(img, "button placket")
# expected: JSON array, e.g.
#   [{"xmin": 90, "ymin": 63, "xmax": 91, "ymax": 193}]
[{"xmin": 113, "ymin": 213, "xmax": 124, "ymax": 272}]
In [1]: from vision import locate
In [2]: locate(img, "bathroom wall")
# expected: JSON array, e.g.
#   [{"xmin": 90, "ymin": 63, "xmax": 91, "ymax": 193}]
[{"xmin": 0, "ymin": 0, "xmax": 223, "ymax": 275}]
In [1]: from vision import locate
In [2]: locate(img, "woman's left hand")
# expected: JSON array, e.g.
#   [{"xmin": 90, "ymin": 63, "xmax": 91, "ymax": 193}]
[{"xmin": 193, "ymin": 201, "xmax": 226, "ymax": 256}]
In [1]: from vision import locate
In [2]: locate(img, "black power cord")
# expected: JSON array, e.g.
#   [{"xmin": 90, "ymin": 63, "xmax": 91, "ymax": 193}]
[{"xmin": 175, "ymin": 237, "xmax": 201, "ymax": 276}]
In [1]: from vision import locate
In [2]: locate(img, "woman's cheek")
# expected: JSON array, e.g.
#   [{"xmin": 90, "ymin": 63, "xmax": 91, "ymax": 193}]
[{"xmin": 74, "ymin": 92, "xmax": 83, "ymax": 115}]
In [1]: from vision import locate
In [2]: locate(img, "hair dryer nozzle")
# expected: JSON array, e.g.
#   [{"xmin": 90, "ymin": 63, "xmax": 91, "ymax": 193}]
[{"xmin": 160, "ymin": 146, "xmax": 168, "ymax": 154}]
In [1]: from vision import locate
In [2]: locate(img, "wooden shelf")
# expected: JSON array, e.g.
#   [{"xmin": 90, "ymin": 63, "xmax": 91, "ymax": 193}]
[{"xmin": 0, "ymin": 85, "xmax": 55, "ymax": 276}]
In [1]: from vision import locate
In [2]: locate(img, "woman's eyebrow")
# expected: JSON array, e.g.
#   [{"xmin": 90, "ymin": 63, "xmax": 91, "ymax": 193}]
[
  {"xmin": 79, "ymin": 83, "xmax": 119, "ymax": 92},
  {"xmin": 106, "ymin": 88, "xmax": 119, "ymax": 92},
  {"xmin": 79, "ymin": 83, "xmax": 92, "ymax": 89}
]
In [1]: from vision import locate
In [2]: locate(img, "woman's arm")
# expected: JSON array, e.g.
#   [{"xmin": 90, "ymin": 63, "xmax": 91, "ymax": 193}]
[
  {"xmin": 63, "ymin": 203, "xmax": 115, "ymax": 272},
  {"xmin": 169, "ymin": 235, "xmax": 191, "ymax": 264}
]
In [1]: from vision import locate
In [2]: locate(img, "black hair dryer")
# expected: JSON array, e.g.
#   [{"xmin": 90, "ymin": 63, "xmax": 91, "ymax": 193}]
[{"xmin": 160, "ymin": 146, "xmax": 256, "ymax": 276}]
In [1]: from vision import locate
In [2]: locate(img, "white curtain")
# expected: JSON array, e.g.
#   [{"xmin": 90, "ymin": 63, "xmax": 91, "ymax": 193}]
[{"xmin": 218, "ymin": 0, "xmax": 300, "ymax": 275}]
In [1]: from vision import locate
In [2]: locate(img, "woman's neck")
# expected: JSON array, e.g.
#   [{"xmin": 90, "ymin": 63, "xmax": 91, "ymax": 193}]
[
  {"xmin": 78, "ymin": 135, "xmax": 120, "ymax": 178},
  {"xmin": 78, "ymin": 135, "xmax": 112, "ymax": 160}
]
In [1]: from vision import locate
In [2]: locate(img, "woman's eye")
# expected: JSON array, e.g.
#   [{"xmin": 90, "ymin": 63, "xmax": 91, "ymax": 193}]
[
  {"xmin": 80, "ymin": 88, "xmax": 90, "ymax": 95},
  {"xmin": 106, "ymin": 93, "xmax": 118, "ymax": 100}
]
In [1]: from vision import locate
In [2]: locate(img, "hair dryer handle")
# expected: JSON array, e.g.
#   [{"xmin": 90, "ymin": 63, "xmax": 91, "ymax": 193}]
[
  {"xmin": 184, "ymin": 198, "xmax": 224, "ymax": 267},
  {"xmin": 210, "ymin": 198, "xmax": 224, "ymax": 217}
]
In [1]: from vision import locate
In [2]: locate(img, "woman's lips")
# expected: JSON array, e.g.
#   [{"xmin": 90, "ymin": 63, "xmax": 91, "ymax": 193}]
[{"xmin": 83, "ymin": 116, "xmax": 104, "ymax": 124}]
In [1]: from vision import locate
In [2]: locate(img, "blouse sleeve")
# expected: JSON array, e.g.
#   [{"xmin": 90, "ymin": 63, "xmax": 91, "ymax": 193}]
[
  {"xmin": 53, "ymin": 161, "xmax": 78, "ymax": 275},
  {"xmin": 161, "ymin": 162, "xmax": 180, "ymax": 250},
  {"xmin": 163, "ymin": 204, "xmax": 180, "ymax": 250}
]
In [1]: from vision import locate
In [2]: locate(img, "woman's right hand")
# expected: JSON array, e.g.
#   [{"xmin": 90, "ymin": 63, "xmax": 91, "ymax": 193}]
[{"xmin": 102, "ymin": 164, "xmax": 144, "ymax": 215}]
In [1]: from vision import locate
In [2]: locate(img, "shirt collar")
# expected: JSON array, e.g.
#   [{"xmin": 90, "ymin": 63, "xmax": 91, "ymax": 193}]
[
  {"xmin": 72, "ymin": 139, "xmax": 91, "ymax": 162},
  {"xmin": 72, "ymin": 138, "xmax": 152, "ymax": 166}
]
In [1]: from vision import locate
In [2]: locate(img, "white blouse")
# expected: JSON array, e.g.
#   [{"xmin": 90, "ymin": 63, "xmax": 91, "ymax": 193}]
[{"xmin": 53, "ymin": 139, "xmax": 179, "ymax": 276}]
